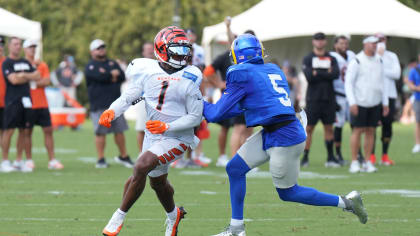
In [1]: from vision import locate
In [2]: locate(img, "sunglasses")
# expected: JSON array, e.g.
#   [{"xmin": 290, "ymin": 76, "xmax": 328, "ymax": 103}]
[{"xmin": 96, "ymin": 45, "xmax": 106, "ymax": 50}]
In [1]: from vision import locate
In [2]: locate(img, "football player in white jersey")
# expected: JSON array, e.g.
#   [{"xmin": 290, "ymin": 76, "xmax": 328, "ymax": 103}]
[
  {"xmin": 330, "ymin": 36, "xmax": 355, "ymax": 165},
  {"xmin": 100, "ymin": 26, "xmax": 203, "ymax": 236}
]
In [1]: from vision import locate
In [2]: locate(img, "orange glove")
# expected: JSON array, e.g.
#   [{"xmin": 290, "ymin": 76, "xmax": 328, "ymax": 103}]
[
  {"xmin": 146, "ymin": 120, "xmax": 169, "ymax": 134},
  {"xmin": 99, "ymin": 109, "xmax": 115, "ymax": 128}
]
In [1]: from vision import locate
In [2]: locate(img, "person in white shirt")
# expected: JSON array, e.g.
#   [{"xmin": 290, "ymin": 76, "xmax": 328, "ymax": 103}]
[
  {"xmin": 100, "ymin": 26, "xmax": 203, "ymax": 236},
  {"xmin": 330, "ymin": 35, "xmax": 355, "ymax": 165},
  {"xmin": 372, "ymin": 33, "xmax": 401, "ymax": 165},
  {"xmin": 345, "ymin": 36, "xmax": 389, "ymax": 174}
]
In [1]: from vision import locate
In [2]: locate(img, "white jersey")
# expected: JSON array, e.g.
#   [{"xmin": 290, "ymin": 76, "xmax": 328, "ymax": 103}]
[
  {"xmin": 330, "ymin": 50, "xmax": 355, "ymax": 95},
  {"xmin": 110, "ymin": 58, "xmax": 203, "ymax": 146}
]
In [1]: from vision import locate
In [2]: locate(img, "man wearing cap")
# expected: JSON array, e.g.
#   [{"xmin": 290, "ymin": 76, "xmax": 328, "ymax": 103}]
[
  {"xmin": 371, "ymin": 33, "xmax": 401, "ymax": 165},
  {"xmin": 301, "ymin": 32, "xmax": 340, "ymax": 168},
  {"xmin": 12, "ymin": 40, "xmax": 64, "ymax": 172},
  {"xmin": 345, "ymin": 36, "xmax": 389, "ymax": 174},
  {"xmin": 1, "ymin": 37, "xmax": 40, "ymax": 173},
  {"xmin": 85, "ymin": 39, "xmax": 133, "ymax": 168}
]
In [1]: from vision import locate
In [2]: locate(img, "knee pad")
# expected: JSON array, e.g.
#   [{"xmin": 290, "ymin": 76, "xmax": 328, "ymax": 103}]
[
  {"xmin": 334, "ymin": 127, "xmax": 342, "ymax": 142},
  {"xmin": 226, "ymin": 154, "xmax": 250, "ymax": 177}
]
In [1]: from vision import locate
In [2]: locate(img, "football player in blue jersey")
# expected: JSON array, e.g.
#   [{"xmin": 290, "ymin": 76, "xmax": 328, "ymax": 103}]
[{"xmin": 203, "ymin": 34, "xmax": 368, "ymax": 236}]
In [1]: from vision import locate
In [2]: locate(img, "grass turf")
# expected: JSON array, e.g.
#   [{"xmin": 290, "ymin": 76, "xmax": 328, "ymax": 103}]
[{"xmin": 0, "ymin": 121, "xmax": 419, "ymax": 236}]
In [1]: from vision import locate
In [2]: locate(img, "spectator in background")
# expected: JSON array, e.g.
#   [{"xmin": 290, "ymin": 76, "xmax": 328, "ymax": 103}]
[
  {"xmin": 1, "ymin": 37, "xmax": 40, "ymax": 173},
  {"xmin": 407, "ymin": 57, "xmax": 420, "ymax": 153},
  {"xmin": 85, "ymin": 39, "xmax": 133, "ymax": 168},
  {"xmin": 372, "ymin": 33, "xmax": 401, "ymax": 165},
  {"xmin": 14, "ymin": 40, "xmax": 64, "ymax": 171},
  {"xmin": 186, "ymin": 28, "xmax": 205, "ymax": 70},
  {"xmin": 400, "ymin": 57, "xmax": 418, "ymax": 124},
  {"xmin": 345, "ymin": 36, "xmax": 389, "ymax": 173},
  {"xmin": 135, "ymin": 42, "xmax": 154, "ymax": 153},
  {"xmin": 0, "ymin": 36, "xmax": 5, "ymax": 148},
  {"xmin": 282, "ymin": 61, "xmax": 300, "ymax": 108},
  {"xmin": 330, "ymin": 35, "xmax": 355, "ymax": 165},
  {"xmin": 301, "ymin": 32, "xmax": 340, "ymax": 168},
  {"xmin": 51, "ymin": 55, "xmax": 83, "ymax": 102}
]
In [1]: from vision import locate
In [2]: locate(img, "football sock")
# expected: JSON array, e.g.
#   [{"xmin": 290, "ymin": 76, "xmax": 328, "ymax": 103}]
[
  {"xmin": 337, "ymin": 196, "xmax": 346, "ymax": 208},
  {"xmin": 226, "ymin": 154, "xmax": 251, "ymax": 220},
  {"xmin": 117, "ymin": 208, "xmax": 126, "ymax": 216},
  {"xmin": 302, "ymin": 149, "xmax": 309, "ymax": 160},
  {"xmin": 276, "ymin": 184, "xmax": 339, "ymax": 206},
  {"xmin": 335, "ymin": 145, "xmax": 342, "ymax": 157},
  {"xmin": 166, "ymin": 206, "xmax": 178, "ymax": 221},
  {"xmin": 230, "ymin": 218, "xmax": 244, "ymax": 226},
  {"xmin": 325, "ymin": 140, "xmax": 334, "ymax": 160},
  {"xmin": 382, "ymin": 138, "xmax": 390, "ymax": 155}
]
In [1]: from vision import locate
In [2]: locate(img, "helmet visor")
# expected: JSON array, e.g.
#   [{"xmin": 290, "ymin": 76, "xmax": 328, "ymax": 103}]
[{"xmin": 168, "ymin": 45, "xmax": 191, "ymax": 56}]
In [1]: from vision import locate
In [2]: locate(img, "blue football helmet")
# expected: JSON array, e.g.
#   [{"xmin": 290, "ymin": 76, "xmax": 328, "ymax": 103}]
[{"xmin": 230, "ymin": 34, "xmax": 264, "ymax": 64}]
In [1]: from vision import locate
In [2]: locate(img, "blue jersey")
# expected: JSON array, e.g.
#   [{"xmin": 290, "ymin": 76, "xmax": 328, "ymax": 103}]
[{"xmin": 204, "ymin": 57, "xmax": 306, "ymax": 149}]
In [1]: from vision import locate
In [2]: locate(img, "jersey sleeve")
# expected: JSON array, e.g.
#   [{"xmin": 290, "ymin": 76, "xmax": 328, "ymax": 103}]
[{"xmin": 166, "ymin": 82, "xmax": 203, "ymax": 132}]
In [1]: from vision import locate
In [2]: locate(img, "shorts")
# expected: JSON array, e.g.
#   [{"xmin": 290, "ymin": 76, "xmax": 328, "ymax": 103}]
[
  {"xmin": 135, "ymin": 100, "xmax": 147, "ymax": 131},
  {"xmin": 413, "ymin": 100, "xmax": 420, "ymax": 122},
  {"xmin": 217, "ymin": 118, "xmax": 233, "ymax": 128},
  {"xmin": 305, "ymin": 101, "xmax": 336, "ymax": 126},
  {"xmin": 142, "ymin": 137, "xmax": 190, "ymax": 177},
  {"xmin": 350, "ymin": 104, "xmax": 382, "ymax": 127},
  {"xmin": 0, "ymin": 108, "xmax": 3, "ymax": 130},
  {"xmin": 232, "ymin": 114, "xmax": 246, "ymax": 125},
  {"xmin": 237, "ymin": 130, "xmax": 306, "ymax": 188},
  {"xmin": 30, "ymin": 108, "xmax": 52, "ymax": 127},
  {"xmin": 381, "ymin": 98, "xmax": 396, "ymax": 125},
  {"xmin": 334, "ymin": 95, "xmax": 350, "ymax": 128},
  {"xmin": 90, "ymin": 109, "xmax": 128, "ymax": 135},
  {"xmin": 3, "ymin": 101, "xmax": 33, "ymax": 129}
]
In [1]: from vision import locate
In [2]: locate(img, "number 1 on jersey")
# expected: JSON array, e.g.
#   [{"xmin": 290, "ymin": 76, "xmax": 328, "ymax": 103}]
[
  {"xmin": 156, "ymin": 81, "xmax": 169, "ymax": 111},
  {"xmin": 268, "ymin": 74, "xmax": 292, "ymax": 107}
]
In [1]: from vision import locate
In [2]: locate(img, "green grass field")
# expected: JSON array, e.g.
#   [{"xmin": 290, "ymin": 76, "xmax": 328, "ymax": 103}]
[{"xmin": 0, "ymin": 121, "xmax": 420, "ymax": 236}]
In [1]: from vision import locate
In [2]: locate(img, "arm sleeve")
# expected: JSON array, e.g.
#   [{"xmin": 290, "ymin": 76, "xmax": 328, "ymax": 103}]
[
  {"xmin": 345, "ymin": 59, "xmax": 358, "ymax": 106},
  {"xmin": 166, "ymin": 84, "xmax": 203, "ymax": 132},
  {"xmin": 383, "ymin": 53, "xmax": 401, "ymax": 80},
  {"xmin": 109, "ymin": 75, "xmax": 143, "ymax": 118},
  {"xmin": 203, "ymin": 82, "xmax": 246, "ymax": 122}
]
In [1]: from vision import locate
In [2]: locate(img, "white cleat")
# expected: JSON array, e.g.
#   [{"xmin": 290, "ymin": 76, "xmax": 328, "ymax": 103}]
[
  {"xmin": 102, "ymin": 210, "xmax": 125, "ymax": 236},
  {"xmin": 412, "ymin": 144, "xmax": 420, "ymax": 154},
  {"xmin": 1, "ymin": 160, "xmax": 16, "ymax": 173},
  {"xmin": 362, "ymin": 161, "xmax": 377, "ymax": 173},
  {"xmin": 165, "ymin": 207, "xmax": 186, "ymax": 236},
  {"xmin": 48, "ymin": 159, "xmax": 64, "ymax": 170},
  {"xmin": 198, "ymin": 154, "xmax": 212, "ymax": 164},
  {"xmin": 216, "ymin": 155, "xmax": 230, "ymax": 167},
  {"xmin": 343, "ymin": 191, "xmax": 368, "ymax": 224},
  {"xmin": 349, "ymin": 160, "xmax": 361, "ymax": 173},
  {"xmin": 212, "ymin": 224, "xmax": 246, "ymax": 236},
  {"xmin": 13, "ymin": 160, "xmax": 33, "ymax": 172}
]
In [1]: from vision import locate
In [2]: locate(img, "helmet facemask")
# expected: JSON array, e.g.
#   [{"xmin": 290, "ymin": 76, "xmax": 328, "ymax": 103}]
[{"xmin": 166, "ymin": 43, "xmax": 192, "ymax": 68}]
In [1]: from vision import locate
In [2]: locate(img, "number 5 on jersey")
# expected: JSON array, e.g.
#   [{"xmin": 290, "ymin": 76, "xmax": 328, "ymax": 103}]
[{"xmin": 268, "ymin": 74, "xmax": 291, "ymax": 107}]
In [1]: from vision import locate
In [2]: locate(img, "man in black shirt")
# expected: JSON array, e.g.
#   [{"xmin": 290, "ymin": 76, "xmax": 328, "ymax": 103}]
[
  {"xmin": 301, "ymin": 32, "xmax": 340, "ymax": 168},
  {"xmin": 85, "ymin": 39, "xmax": 133, "ymax": 169},
  {"xmin": 1, "ymin": 37, "xmax": 40, "ymax": 173}
]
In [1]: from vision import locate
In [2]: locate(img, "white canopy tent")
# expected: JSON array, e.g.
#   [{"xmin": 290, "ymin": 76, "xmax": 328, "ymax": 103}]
[
  {"xmin": 0, "ymin": 8, "xmax": 43, "ymax": 58},
  {"xmin": 202, "ymin": 0, "xmax": 420, "ymax": 67}
]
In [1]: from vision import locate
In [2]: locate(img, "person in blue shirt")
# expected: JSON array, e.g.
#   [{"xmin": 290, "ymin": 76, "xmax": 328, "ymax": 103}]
[
  {"xmin": 204, "ymin": 34, "xmax": 368, "ymax": 236},
  {"xmin": 407, "ymin": 63, "xmax": 420, "ymax": 153}
]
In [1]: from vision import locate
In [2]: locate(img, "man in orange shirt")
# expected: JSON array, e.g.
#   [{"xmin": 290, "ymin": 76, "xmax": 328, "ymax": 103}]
[
  {"xmin": 14, "ymin": 39, "xmax": 64, "ymax": 171},
  {"xmin": 0, "ymin": 36, "xmax": 6, "ymax": 143}
]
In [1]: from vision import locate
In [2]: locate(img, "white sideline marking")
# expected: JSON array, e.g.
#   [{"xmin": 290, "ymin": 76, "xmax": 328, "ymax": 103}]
[
  {"xmin": 47, "ymin": 191, "xmax": 63, "ymax": 195},
  {"xmin": 200, "ymin": 191, "xmax": 217, "ymax": 195},
  {"xmin": 9, "ymin": 147, "xmax": 77, "ymax": 154},
  {"xmin": 77, "ymin": 157, "xmax": 97, "ymax": 163},
  {"xmin": 363, "ymin": 189, "xmax": 420, "ymax": 198}
]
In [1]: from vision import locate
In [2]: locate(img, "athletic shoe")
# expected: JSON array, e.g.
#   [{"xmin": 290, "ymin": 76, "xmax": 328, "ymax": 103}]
[
  {"xmin": 349, "ymin": 160, "xmax": 361, "ymax": 173},
  {"xmin": 412, "ymin": 144, "xmax": 420, "ymax": 153},
  {"xmin": 0, "ymin": 160, "xmax": 16, "ymax": 173},
  {"xmin": 114, "ymin": 156, "xmax": 134, "ymax": 168},
  {"xmin": 381, "ymin": 154, "xmax": 394, "ymax": 166},
  {"xmin": 369, "ymin": 154, "xmax": 376, "ymax": 164},
  {"xmin": 197, "ymin": 154, "xmax": 212, "ymax": 164},
  {"xmin": 193, "ymin": 158, "xmax": 209, "ymax": 167},
  {"xmin": 96, "ymin": 158, "xmax": 109, "ymax": 168},
  {"xmin": 216, "ymin": 155, "xmax": 229, "ymax": 167},
  {"xmin": 343, "ymin": 191, "xmax": 368, "ymax": 224},
  {"xmin": 300, "ymin": 156, "xmax": 309, "ymax": 167},
  {"xmin": 362, "ymin": 161, "xmax": 377, "ymax": 173},
  {"xmin": 12, "ymin": 160, "xmax": 33, "ymax": 172},
  {"xmin": 103, "ymin": 210, "xmax": 125, "ymax": 236},
  {"xmin": 48, "ymin": 159, "xmax": 64, "ymax": 170},
  {"xmin": 185, "ymin": 159, "xmax": 202, "ymax": 168},
  {"xmin": 212, "ymin": 224, "xmax": 246, "ymax": 236},
  {"xmin": 325, "ymin": 156, "xmax": 341, "ymax": 168},
  {"xmin": 165, "ymin": 206, "xmax": 186, "ymax": 236},
  {"xmin": 336, "ymin": 154, "xmax": 346, "ymax": 166},
  {"xmin": 25, "ymin": 160, "xmax": 35, "ymax": 169}
]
